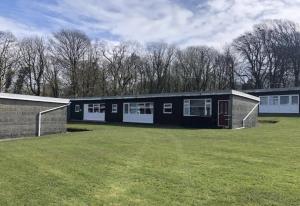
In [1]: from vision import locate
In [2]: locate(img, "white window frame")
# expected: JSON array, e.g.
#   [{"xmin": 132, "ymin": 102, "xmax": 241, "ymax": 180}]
[
  {"xmin": 291, "ymin": 95, "xmax": 299, "ymax": 105},
  {"xmin": 88, "ymin": 104, "xmax": 94, "ymax": 113},
  {"xmin": 269, "ymin": 96, "xmax": 279, "ymax": 105},
  {"xmin": 100, "ymin": 104, "xmax": 106, "ymax": 113},
  {"xmin": 260, "ymin": 96, "xmax": 268, "ymax": 105},
  {"xmin": 163, "ymin": 103, "xmax": 173, "ymax": 114},
  {"xmin": 112, "ymin": 104, "xmax": 118, "ymax": 113},
  {"xmin": 75, "ymin": 105, "xmax": 81, "ymax": 112},
  {"xmin": 93, "ymin": 104, "xmax": 100, "ymax": 113},
  {"xmin": 124, "ymin": 103, "xmax": 129, "ymax": 114},
  {"xmin": 123, "ymin": 102, "xmax": 154, "ymax": 115},
  {"xmin": 260, "ymin": 95, "xmax": 299, "ymax": 105},
  {"xmin": 87, "ymin": 104, "xmax": 105, "ymax": 113},
  {"xmin": 280, "ymin": 96, "xmax": 290, "ymax": 105},
  {"xmin": 183, "ymin": 99, "xmax": 212, "ymax": 117}
]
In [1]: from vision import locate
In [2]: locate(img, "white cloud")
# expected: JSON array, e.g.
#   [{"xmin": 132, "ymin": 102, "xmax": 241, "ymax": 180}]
[
  {"xmin": 4, "ymin": 0, "xmax": 300, "ymax": 47},
  {"xmin": 0, "ymin": 16, "xmax": 47, "ymax": 38}
]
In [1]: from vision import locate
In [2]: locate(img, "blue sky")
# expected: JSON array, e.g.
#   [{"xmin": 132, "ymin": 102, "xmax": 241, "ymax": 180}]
[{"xmin": 1, "ymin": 0, "xmax": 300, "ymax": 47}]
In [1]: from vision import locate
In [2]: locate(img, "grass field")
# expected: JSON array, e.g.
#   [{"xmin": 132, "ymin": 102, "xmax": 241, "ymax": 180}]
[{"xmin": 0, "ymin": 117, "xmax": 299, "ymax": 205}]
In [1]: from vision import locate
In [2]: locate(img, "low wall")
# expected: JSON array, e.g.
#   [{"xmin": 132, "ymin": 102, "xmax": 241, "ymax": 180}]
[{"xmin": 0, "ymin": 99, "xmax": 67, "ymax": 138}]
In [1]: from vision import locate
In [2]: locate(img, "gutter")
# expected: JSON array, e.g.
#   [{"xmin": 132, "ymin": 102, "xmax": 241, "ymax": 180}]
[
  {"xmin": 71, "ymin": 90, "xmax": 260, "ymax": 102},
  {"xmin": 38, "ymin": 103, "xmax": 70, "ymax": 137}
]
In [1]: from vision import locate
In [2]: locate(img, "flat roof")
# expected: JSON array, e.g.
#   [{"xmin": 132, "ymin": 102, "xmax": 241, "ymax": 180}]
[
  {"xmin": 72, "ymin": 90, "xmax": 260, "ymax": 102},
  {"xmin": 0, "ymin": 93, "xmax": 70, "ymax": 104},
  {"xmin": 244, "ymin": 87, "xmax": 300, "ymax": 93}
]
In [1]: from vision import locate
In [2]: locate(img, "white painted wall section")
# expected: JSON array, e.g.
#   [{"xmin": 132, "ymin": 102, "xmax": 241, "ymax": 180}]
[
  {"xmin": 259, "ymin": 104, "xmax": 299, "ymax": 113},
  {"xmin": 123, "ymin": 114, "xmax": 153, "ymax": 124}
]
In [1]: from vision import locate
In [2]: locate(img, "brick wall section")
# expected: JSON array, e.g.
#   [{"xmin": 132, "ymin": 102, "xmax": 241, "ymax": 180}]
[
  {"xmin": 231, "ymin": 95, "xmax": 259, "ymax": 129},
  {"xmin": 0, "ymin": 99, "xmax": 67, "ymax": 138}
]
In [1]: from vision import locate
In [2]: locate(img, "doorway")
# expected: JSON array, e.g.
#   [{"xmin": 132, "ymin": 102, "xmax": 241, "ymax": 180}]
[{"xmin": 218, "ymin": 100, "xmax": 230, "ymax": 128}]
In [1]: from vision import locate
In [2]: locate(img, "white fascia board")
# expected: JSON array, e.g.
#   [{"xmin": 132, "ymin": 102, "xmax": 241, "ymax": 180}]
[
  {"xmin": 244, "ymin": 87, "xmax": 300, "ymax": 93},
  {"xmin": 72, "ymin": 90, "xmax": 260, "ymax": 102},
  {"xmin": 71, "ymin": 91, "xmax": 234, "ymax": 101},
  {"xmin": 0, "ymin": 93, "xmax": 70, "ymax": 104},
  {"xmin": 231, "ymin": 90, "xmax": 260, "ymax": 101}
]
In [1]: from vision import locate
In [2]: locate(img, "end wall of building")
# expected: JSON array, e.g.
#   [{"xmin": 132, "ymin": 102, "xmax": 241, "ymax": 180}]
[
  {"xmin": 0, "ymin": 99, "xmax": 67, "ymax": 138},
  {"xmin": 231, "ymin": 95, "xmax": 259, "ymax": 129}
]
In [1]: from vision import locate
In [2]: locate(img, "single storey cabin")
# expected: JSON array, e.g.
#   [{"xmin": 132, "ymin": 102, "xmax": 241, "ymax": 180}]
[
  {"xmin": 0, "ymin": 93, "xmax": 70, "ymax": 138},
  {"xmin": 245, "ymin": 87, "xmax": 300, "ymax": 116},
  {"xmin": 69, "ymin": 90, "xmax": 260, "ymax": 129}
]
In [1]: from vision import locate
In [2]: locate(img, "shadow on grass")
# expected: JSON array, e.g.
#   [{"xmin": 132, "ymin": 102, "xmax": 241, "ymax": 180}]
[
  {"xmin": 67, "ymin": 121, "xmax": 221, "ymax": 130},
  {"xmin": 258, "ymin": 120, "xmax": 279, "ymax": 124},
  {"xmin": 67, "ymin": 128, "xmax": 92, "ymax": 132}
]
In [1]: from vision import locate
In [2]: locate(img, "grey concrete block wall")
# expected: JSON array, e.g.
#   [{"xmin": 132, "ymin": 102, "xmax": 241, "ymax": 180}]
[
  {"xmin": 243, "ymin": 106, "xmax": 258, "ymax": 128},
  {"xmin": 231, "ymin": 95, "xmax": 259, "ymax": 129},
  {"xmin": 0, "ymin": 99, "xmax": 67, "ymax": 138}
]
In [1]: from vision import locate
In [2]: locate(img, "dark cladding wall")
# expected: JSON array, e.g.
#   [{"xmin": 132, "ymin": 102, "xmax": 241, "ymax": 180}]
[
  {"xmin": 231, "ymin": 95, "xmax": 258, "ymax": 129},
  {"xmin": 0, "ymin": 99, "xmax": 67, "ymax": 138},
  {"xmin": 69, "ymin": 94, "xmax": 232, "ymax": 128}
]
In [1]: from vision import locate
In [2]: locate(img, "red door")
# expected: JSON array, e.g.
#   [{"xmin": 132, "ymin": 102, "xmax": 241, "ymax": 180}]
[{"xmin": 218, "ymin": 100, "xmax": 229, "ymax": 128}]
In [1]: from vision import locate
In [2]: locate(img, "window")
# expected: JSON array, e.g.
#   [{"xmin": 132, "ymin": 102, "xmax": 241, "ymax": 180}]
[
  {"xmin": 270, "ymin": 96, "xmax": 279, "ymax": 105},
  {"xmin": 184, "ymin": 100, "xmax": 190, "ymax": 116},
  {"xmin": 75, "ymin": 105, "xmax": 81, "ymax": 112},
  {"xmin": 260, "ymin": 96, "xmax": 268, "ymax": 105},
  {"xmin": 292, "ymin": 95, "xmax": 299, "ymax": 105},
  {"xmin": 112, "ymin": 104, "xmax": 118, "ymax": 113},
  {"xmin": 280, "ymin": 96, "xmax": 289, "ymax": 105},
  {"xmin": 163, "ymin": 103, "xmax": 172, "ymax": 114},
  {"xmin": 93, "ymin": 104, "xmax": 100, "ymax": 113},
  {"xmin": 124, "ymin": 102, "xmax": 153, "ymax": 114},
  {"xmin": 124, "ymin": 103, "xmax": 129, "ymax": 114},
  {"xmin": 88, "ymin": 104, "xmax": 94, "ymax": 113},
  {"xmin": 87, "ymin": 104, "xmax": 105, "ymax": 113},
  {"xmin": 130, "ymin": 103, "xmax": 138, "ymax": 114},
  {"xmin": 100, "ymin": 104, "xmax": 106, "ymax": 113},
  {"xmin": 260, "ymin": 95, "xmax": 299, "ymax": 106},
  {"xmin": 183, "ymin": 99, "xmax": 212, "ymax": 117}
]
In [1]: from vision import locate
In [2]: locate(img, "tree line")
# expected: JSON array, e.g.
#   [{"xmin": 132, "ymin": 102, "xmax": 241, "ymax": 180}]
[{"xmin": 0, "ymin": 19, "xmax": 299, "ymax": 98}]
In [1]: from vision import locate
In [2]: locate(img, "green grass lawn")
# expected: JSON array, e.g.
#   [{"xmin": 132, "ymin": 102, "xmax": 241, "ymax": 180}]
[{"xmin": 0, "ymin": 118, "xmax": 300, "ymax": 206}]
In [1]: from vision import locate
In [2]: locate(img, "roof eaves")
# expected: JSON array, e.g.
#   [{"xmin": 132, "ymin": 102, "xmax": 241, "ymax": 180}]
[
  {"xmin": 71, "ymin": 90, "xmax": 258, "ymax": 101},
  {"xmin": 231, "ymin": 90, "xmax": 260, "ymax": 101},
  {"xmin": 0, "ymin": 93, "xmax": 70, "ymax": 104},
  {"xmin": 244, "ymin": 87, "xmax": 300, "ymax": 93}
]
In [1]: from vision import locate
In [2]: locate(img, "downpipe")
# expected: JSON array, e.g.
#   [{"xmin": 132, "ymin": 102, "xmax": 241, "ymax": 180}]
[{"xmin": 38, "ymin": 103, "xmax": 70, "ymax": 137}]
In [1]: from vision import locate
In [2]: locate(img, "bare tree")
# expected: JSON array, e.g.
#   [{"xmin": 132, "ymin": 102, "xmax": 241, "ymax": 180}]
[
  {"xmin": 272, "ymin": 20, "xmax": 300, "ymax": 87},
  {"xmin": 0, "ymin": 31, "xmax": 17, "ymax": 92},
  {"xmin": 3, "ymin": 19, "xmax": 300, "ymax": 97},
  {"xmin": 50, "ymin": 29, "xmax": 90, "ymax": 97},
  {"xmin": 44, "ymin": 57, "xmax": 61, "ymax": 97},
  {"xmin": 144, "ymin": 42, "xmax": 175, "ymax": 93},
  {"xmin": 214, "ymin": 47, "xmax": 237, "ymax": 89},
  {"xmin": 18, "ymin": 37, "xmax": 47, "ymax": 96},
  {"xmin": 233, "ymin": 28, "xmax": 268, "ymax": 89},
  {"xmin": 101, "ymin": 42, "xmax": 141, "ymax": 95},
  {"xmin": 233, "ymin": 20, "xmax": 300, "ymax": 89},
  {"xmin": 175, "ymin": 46, "xmax": 217, "ymax": 91},
  {"xmin": 78, "ymin": 43, "xmax": 103, "ymax": 97}
]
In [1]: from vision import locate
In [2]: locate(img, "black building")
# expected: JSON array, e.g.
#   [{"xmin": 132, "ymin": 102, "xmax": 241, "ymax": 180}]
[
  {"xmin": 245, "ymin": 87, "xmax": 300, "ymax": 116},
  {"xmin": 69, "ymin": 90, "xmax": 260, "ymax": 129}
]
